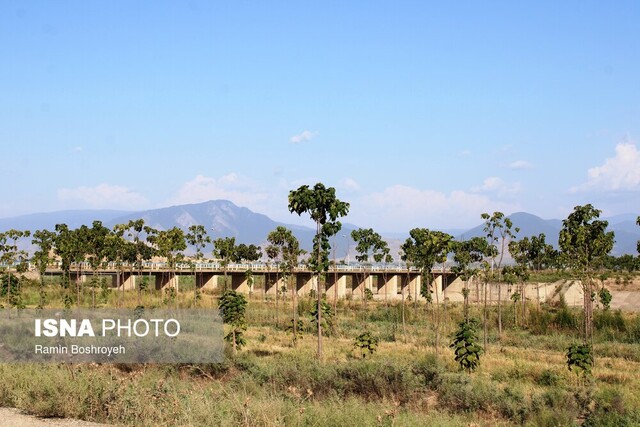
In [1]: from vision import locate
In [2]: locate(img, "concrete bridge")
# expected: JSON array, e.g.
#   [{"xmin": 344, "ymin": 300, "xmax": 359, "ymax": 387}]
[{"xmin": 43, "ymin": 262, "xmax": 462, "ymax": 301}]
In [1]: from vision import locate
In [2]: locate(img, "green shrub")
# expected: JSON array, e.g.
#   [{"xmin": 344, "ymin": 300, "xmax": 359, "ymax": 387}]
[{"xmin": 536, "ymin": 369, "xmax": 561, "ymax": 387}]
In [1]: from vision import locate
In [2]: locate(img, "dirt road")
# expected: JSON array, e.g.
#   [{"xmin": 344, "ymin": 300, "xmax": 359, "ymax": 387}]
[{"xmin": 0, "ymin": 408, "xmax": 110, "ymax": 427}]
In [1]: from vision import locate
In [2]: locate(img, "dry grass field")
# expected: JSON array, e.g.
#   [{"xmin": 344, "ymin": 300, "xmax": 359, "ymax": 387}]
[{"xmin": 0, "ymin": 276, "xmax": 639, "ymax": 426}]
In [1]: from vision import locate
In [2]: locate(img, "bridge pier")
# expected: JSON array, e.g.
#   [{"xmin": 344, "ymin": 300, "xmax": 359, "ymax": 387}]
[
  {"xmin": 266, "ymin": 274, "xmax": 289, "ymax": 296},
  {"xmin": 198, "ymin": 272, "xmax": 223, "ymax": 290},
  {"xmin": 117, "ymin": 272, "xmax": 136, "ymax": 290},
  {"xmin": 325, "ymin": 273, "xmax": 347, "ymax": 300},
  {"xmin": 375, "ymin": 274, "xmax": 399, "ymax": 301},
  {"xmin": 296, "ymin": 273, "xmax": 314, "ymax": 296},
  {"xmin": 231, "ymin": 273, "xmax": 250, "ymax": 293},
  {"xmin": 155, "ymin": 273, "xmax": 178, "ymax": 290},
  {"xmin": 352, "ymin": 274, "xmax": 374, "ymax": 299}
]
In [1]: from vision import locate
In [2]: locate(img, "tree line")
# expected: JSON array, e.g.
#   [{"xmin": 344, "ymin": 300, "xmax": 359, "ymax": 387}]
[{"xmin": 1, "ymin": 183, "xmax": 639, "ymax": 368}]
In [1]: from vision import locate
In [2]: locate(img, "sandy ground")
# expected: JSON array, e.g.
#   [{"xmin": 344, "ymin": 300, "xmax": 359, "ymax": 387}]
[{"xmin": 0, "ymin": 408, "xmax": 110, "ymax": 427}]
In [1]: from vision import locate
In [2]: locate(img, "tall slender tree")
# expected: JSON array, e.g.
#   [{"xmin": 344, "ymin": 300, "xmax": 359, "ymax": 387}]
[
  {"xmin": 186, "ymin": 225, "xmax": 211, "ymax": 303},
  {"xmin": 350, "ymin": 228, "xmax": 391, "ymax": 305},
  {"xmin": 401, "ymin": 229, "xmax": 452, "ymax": 354},
  {"xmin": 32, "ymin": 229, "xmax": 56, "ymax": 307},
  {"xmin": 213, "ymin": 237, "xmax": 237, "ymax": 291},
  {"xmin": 559, "ymin": 204, "xmax": 614, "ymax": 348},
  {"xmin": 151, "ymin": 227, "xmax": 186, "ymax": 304},
  {"xmin": 480, "ymin": 212, "xmax": 518, "ymax": 340},
  {"xmin": 288, "ymin": 183, "xmax": 349, "ymax": 360},
  {"xmin": 266, "ymin": 226, "xmax": 302, "ymax": 334},
  {"xmin": 452, "ymin": 237, "xmax": 489, "ymax": 320}
]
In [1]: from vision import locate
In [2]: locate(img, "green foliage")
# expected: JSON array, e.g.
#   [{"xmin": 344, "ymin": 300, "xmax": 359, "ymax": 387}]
[
  {"xmin": 285, "ymin": 318, "xmax": 304, "ymax": 343},
  {"xmin": 363, "ymin": 287, "xmax": 373, "ymax": 301},
  {"xmin": 219, "ymin": 290, "xmax": 248, "ymax": 326},
  {"xmin": 450, "ymin": 318, "xmax": 482, "ymax": 373},
  {"xmin": 219, "ymin": 290, "xmax": 249, "ymax": 352},
  {"xmin": 553, "ymin": 306, "xmax": 578, "ymax": 331},
  {"xmin": 481, "ymin": 211, "xmax": 518, "ymax": 270},
  {"xmin": 401, "ymin": 228, "xmax": 453, "ymax": 300},
  {"xmin": 566, "ymin": 343, "xmax": 593, "ymax": 377},
  {"xmin": 353, "ymin": 331, "xmax": 379, "ymax": 358},
  {"xmin": 599, "ymin": 287, "xmax": 612, "ymax": 310},
  {"xmin": 559, "ymin": 204, "xmax": 615, "ymax": 273},
  {"xmin": 535, "ymin": 369, "xmax": 561, "ymax": 387},
  {"xmin": 309, "ymin": 299, "xmax": 334, "ymax": 334},
  {"xmin": 350, "ymin": 228, "xmax": 391, "ymax": 265},
  {"xmin": 185, "ymin": 224, "xmax": 211, "ymax": 259},
  {"xmin": 0, "ymin": 273, "xmax": 19, "ymax": 298},
  {"xmin": 451, "ymin": 237, "xmax": 488, "ymax": 281},
  {"xmin": 510, "ymin": 291, "xmax": 521, "ymax": 303},
  {"xmin": 162, "ymin": 287, "xmax": 176, "ymax": 306},
  {"xmin": 266, "ymin": 226, "xmax": 302, "ymax": 274},
  {"xmin": 288, "ymin": 183, "xmax": 350, "ymax": 273}
]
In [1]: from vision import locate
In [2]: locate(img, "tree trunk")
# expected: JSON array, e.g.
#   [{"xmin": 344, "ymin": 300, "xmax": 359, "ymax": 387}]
[
  {"xmin": 498, "ymin": 283, "xmax": 502, "ymax": 336},
  {"xmin": 315, "ymin": 221, "xmax": 322, "ymax": 360},
  {"xmin": 483, "ymin": 278, "xmax": 488, "ymax": 350}
]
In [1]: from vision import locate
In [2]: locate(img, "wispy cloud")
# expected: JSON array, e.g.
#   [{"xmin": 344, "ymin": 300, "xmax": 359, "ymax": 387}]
[
  {"xmin": 508, "ymin": 160, "xmax": 533, "ymax": 170},
  {"xmin": 358, "ymin": 184, "xmax": 519, "ymax": 230},
  {"xmin": 71, "ymin": 146, "xmax": 83, "ymax": 153},
  {"xmin": 290, "ymin": 130, "xmax": 318, "ymax": 144},
  {"xmin": 341, "ymin": 177, "xmax": 361, "ymax": 192},
  {"xmin": 57, "ymin": 184, "xmax": 148, "ymax": 209},
  {"xmin": 167, "ymin": 173, "xmax": 270, "ymax": 209},
  {"xmin": 472, "ymin": 176, "xmax": 521, "ymax": 197},
  {"xmin": 570, "ymin": 142, "xmax": 640, "ymax": 193}
]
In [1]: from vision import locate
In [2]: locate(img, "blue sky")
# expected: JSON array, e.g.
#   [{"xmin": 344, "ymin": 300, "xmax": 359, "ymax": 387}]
[{"xmin": 1, "ymin": 1, "xmax": 639, "ymax": 231}]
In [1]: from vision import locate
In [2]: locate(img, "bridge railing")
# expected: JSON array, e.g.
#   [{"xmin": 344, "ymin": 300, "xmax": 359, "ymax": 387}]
[{"xmin": 40, "ymin": 261, "xmax": 442, "ymax": 274}]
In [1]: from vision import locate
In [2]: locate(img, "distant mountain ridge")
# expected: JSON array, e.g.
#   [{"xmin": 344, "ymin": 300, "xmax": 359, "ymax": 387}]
[
  {"xmin": 0, "ymin": 203, "xmax": 638, "ymax": 256},
  {"xmin": 458, "ymin": 211, "xmax": 639, "ymax": 256}
]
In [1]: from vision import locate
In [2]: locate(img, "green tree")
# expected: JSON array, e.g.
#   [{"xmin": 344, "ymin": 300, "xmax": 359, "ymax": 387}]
[
  {"xmin": 350, "ymin": 228, "xmax": 391, "ymax": 304},
  {"xmin": 0, "ymin": 229, "xmax": 31, "ymax": 306},
  {"xmin": 234, "ymin": 243, "xmax": 261, "ymax": 295},
  {"xmin": 509, "ymin": 233, "xmax": 556, "ymax": 311},
  {"xmin": 186, "ymin": 224, "xmax": 211, "ymax": 303},
  {"xmin": 480, "ymin": 212, "xmax": 518, "ymax": 342},
  {"xmin": 122, "ymin": 220, "xmax": 155, "ymax": 305},
  {"xmin": 401, "ymin": 228, "xmax": 452, "ymax": 354},
  {"xmin": 32, "ymin": 229, "xmax": 56, "ymax": 307},
  {"xmin": 151, "ymin": 227, "xmax": 186, "ymax": 297},
  {"xmin": 86, "ymin": 221, "xmax": 111, "ymax": 308},
  {"xmin": 502, "ymin": 265, "xmax": 528, "ymax": 327},
  {"xmin": 353, "ymin": 331, "xmax": 379, "ymax": 358},
  {"xmin": 288, "ymin": 183, "xmax": 349, "ymax": 360},
  {"xmin": 53, "ymin": 224, "xmax": 88, "ymax": 306},
  {"xmin": 559, "ymin": 204, "xmax": 615, "ymax": 349},
  {"xmin": 212, "ymin": 237, "xmax": 237, "ymax": 291},
  {"xmin": 450, "ymin": 318, "xmax": 482, "ymax": 373},
  {"xmin": 219, "ymin": 290, "xmax": 248, "ymax": 353},
  {"xmin": 266, "ymin": 226, "xmax": 303, "ymax": 333},
  {"xmin": 452, "ymin": 237, "xmax": 489, "ymax": 320}
]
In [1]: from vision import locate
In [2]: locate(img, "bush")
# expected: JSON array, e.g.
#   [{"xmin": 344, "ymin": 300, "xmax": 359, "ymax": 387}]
[
  {"xmin": 536, "ymin": 369, "xmax": 561, "ymax": 387},
  {"xmin": 553, "ymin": 306, "xmax": 578, "ymax": 331}
]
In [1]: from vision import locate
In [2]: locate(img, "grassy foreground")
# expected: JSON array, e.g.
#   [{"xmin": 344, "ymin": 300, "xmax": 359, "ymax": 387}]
[{"xmin": 1, "ymin": 279, "xmax": 640, "ymax": 426}]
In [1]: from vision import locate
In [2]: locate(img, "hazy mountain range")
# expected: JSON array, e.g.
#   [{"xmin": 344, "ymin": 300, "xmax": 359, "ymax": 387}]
[{"xmin": 0, "ymin": 200, "xmax": 638, "ymax": 257}]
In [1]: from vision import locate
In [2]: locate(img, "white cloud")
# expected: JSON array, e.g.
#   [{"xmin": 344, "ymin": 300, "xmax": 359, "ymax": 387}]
[
  {"xmin": 167, "ymin": 174, "xmax": 270, "ymax": 209},
  {"xmin": 472, "ymin": 177, "xmax": 521, "ymax": 197},
  {"xmin": 571, "ymin": 142, "xmax": 640, "ymax": 192},
  {"xmin": 357, "ymin": 185, "xmax": 519, "ymax": 230},
  {"xmin": 508, "ymin": 160, "xmax": 533, "ymax": 170},
  {"xmin": 341, "ymin": 178, "xmax": 361, "ymax": 192},
  {"xmin": 71, "ymin": 146, "xmax": 83, "ymax": 153},
  {"xmin": 57, "ymin": 184, "xmax": 148, "ymax": 209},
  {"xmin": 290, "ymin": 130, "xmax": 318, "ymax": 144}
]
